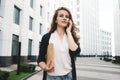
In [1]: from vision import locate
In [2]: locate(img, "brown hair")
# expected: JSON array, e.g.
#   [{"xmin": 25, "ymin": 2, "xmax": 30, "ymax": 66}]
[{"xmin": 48, "ymin": 7, "xmax": 80, "ymax": 43}]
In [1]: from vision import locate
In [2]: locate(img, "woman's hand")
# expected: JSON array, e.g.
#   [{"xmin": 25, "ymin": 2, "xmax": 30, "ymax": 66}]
[
  {"xmin": 66, "ymin": 20, "xmax": 72, "ymax": 33},
  {"xmin": 44, "ymin": 65, "xmax": 54, "ymax": 72},
  {"xmin": 45, "ymin": 60, "xmax": 54, "ymax": 72},
  {"xmin": 38, "ymin": 61, "xmax": 54, "ymax": 72}
]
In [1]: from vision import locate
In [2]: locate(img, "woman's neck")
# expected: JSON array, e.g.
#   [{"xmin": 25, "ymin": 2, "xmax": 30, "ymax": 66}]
[{"xmin": 56, "ymin": 27, "xmax": 65, "ymax": 37}]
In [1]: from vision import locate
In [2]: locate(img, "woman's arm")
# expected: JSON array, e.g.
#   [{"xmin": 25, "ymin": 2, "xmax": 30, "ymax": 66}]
[
  {"xmin": 37, "ymin": 33, "xmax": 54, "ymax": 72},
  {"xmin": 38, "ymin": 61, "xmax": 54, "ymax": 72},
  {"xmin": 66, "ymin": 20, "xmax": 78, "ymax": 51},
  {"xmin": 67, "ymin": 31, "xmax": 78, "ymax": 51}
]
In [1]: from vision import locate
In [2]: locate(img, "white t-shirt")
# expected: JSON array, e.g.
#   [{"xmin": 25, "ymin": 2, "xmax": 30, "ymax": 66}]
[{"xmin": 48, "ymin": 31, "xmax": 72, "ymax": 76}]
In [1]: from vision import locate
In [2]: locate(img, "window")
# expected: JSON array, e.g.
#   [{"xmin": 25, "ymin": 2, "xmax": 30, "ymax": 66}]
[
  {"xmin": 13, "ymin": 6, "xmax": 20, "ymax": 25},
  {"xmin": 11, "ymin": 34, "xmax": 19, "ymax": 56},
  {"xmin": 77, "ymin": 14, "xmax": 80, "ymax": 19},
  {"xmin": 77, "ymin": 21, "xmax": 80, "ymax": 25},
  {"xmin": 47, "ymin": 12, "xmax": 49, "ymax": 22},
  {"xmin": 30, "ymin": 0, "xmax": 33, "ymax": 8},
  {"xmin": 39, "ymin": 23, "xmax": 42, "ymax": 34},
  {"xmin": 0, "ymin": 0, "xmax": 1, "ymax": 7},
  {"xmin": 77, "ymin": 7, "xmax": 80, "ymax": 12},
  {"xmin": 40, "ymin": 5, "xmax": 42, "ymax": 16},
  {"xmin": 11, "ymin": 34, "xmax": 19, "ymax": 63},
  {"xmin": 29, "ymin": 16, "xmax": 33, "ymax": 30},
  {"xmin": 77, "ymin": 0, "xmax": 80, "ymax": 5},
  {"xmin": 28, "ymin": 39, "xmax": 32, "ymax": 59},
  {"xmin": 118, "ymin": 0, "xmax": 120, "ymax": 9},
  {"xmin": 0, "ymin": 0, "xmax": 1, "ymax": 16}
]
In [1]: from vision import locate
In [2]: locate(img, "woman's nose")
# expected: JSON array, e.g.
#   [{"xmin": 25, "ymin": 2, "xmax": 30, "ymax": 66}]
[{"xmin": 63, "ymin": 16, "xmax": 67, "ymax": 19}]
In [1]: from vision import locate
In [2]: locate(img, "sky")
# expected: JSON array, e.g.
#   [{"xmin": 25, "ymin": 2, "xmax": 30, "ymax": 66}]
[{"xmin": 99, "ymin": 0, "xmax": 114, "ymax": 32}]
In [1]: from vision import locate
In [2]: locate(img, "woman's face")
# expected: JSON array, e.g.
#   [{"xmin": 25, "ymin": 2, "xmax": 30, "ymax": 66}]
[{"xmin": 56, "ymin": 10, "xmax": 70, "ymax": 28}]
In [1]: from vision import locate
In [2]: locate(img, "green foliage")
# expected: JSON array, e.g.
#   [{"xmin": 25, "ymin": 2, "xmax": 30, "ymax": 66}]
[
  {"xmin": 20, "ymin": 64, "xmax": 36, "ymax": 73},
  {"xmin": 0, "ymin": 70, "xmax": 9, "ymax": 80},
  {"xmin": 8, "ymin": 70, "xmax": 30, "ymax": 80},
  {"xmin": 0, "ymin": 64, "xmax": 36, "ymax": 80}
]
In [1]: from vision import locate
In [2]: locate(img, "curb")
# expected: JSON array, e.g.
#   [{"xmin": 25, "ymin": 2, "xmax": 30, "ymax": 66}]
[{"xmin": 21, "ymin": 70, "xmax": 42, "ymax": 80}]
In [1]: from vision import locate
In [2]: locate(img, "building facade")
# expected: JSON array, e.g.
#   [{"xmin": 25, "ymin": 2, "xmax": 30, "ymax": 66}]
[
  {"xmin": 79, "ymin": 0, "xmax": 100, "ymax": 57},
  {"xmin": 99, "ymin": 29, "xmax": 112, "ymax": 57},
  {"xmin": 113, "ymin": 0, "xmax": 120, "ymax": 61},
  {"xmin": 0, "ymin": 0, "xmax": 47, "ymax": 66},
  {"xmin": 0, "ymin": 0, "xmax": 76, "ymax": 67}
]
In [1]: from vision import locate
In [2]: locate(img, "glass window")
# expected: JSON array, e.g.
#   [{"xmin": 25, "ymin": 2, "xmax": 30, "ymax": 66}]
[
  {"xmin": 30, "ymin": 0, "xmax": 33, "ymax": 8},
  {"xmin": 29, "ymin": 16, "xmax": 33, "ymax": 30},
  {"xmin": 47, "ymin": 12, "xmax": 49, "ymax": 22},
  {"xmin": 119, "ymin": 0, "xmax": 120, "ymax": 9},
  {"xmin": 77, "ymin": 21, "xmax": 80, "ymax": 25},
  {"xmin": 77, "ymin": 14, "xmax": 80, "ymax": 19},
  {"xmin": 39, "ymin": 23, "xmax": 42, "ymax": 34},
  {"xmin": 12, "ymin": 34, "xmax": 19, "ymax": 56},
  {"xmin": 40, "ymin": 5, "xmax": 42, "ymax": 16},
  {"xmin": 0, "ymin": 0, "xmax": 1, "ymax": 7},
  {"xmin": 77, "ymin": 7, "xmax": 80, "ymax": 12},
  {"xmin": 0, "ymin": 0, "xmax": 1, "ymax": 14},
  {"xmin": 77, "ymin": 0, "xmax": 79, "ymax": 5},
  {"xmin": 13, "ymin": 6, "xmax": 20, "ymax": 25},
  {"xmin": 28, "ymin": 39, "xmax": 32, "ymax": 56}
]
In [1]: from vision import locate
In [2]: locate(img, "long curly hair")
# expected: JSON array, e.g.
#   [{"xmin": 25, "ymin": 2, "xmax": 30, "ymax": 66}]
[{"xmin": 48, "ymin": 7, "xmax": 80, "ymax": 43}]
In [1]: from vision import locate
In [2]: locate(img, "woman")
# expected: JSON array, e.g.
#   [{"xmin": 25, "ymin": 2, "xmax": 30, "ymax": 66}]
[{"xmin": 37, "ymin": 7, "xmax": 81, "ymax": 80}]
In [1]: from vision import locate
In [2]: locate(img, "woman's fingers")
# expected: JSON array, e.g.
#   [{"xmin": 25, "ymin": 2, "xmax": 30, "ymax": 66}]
[{"xmin": 46, "ymin": 60, "xmax": 54, "ymax": 72}]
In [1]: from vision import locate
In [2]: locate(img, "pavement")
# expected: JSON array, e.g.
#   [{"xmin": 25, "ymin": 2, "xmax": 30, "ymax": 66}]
[{"xmin": 0, "ymin": 57, "xmax": 120, "ymax": 80}]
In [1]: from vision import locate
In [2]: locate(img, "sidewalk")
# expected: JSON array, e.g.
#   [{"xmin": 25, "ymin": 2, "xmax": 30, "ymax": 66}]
[
  {"xmin": 1, "ymin": 58, "xmax": 120, "ymax": 80},
  {"xmin": 0, "ymin": 64, "xmax": 17, "ymax": 72},
  {"xmin": 27, "ymin": 57, "xmax": 120, "ymax": 80}
]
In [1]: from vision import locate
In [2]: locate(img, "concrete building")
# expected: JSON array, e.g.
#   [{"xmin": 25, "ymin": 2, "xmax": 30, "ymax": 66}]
[
  {"xmin": 79, "ymin": 0, "xmax": 100, "ymax": 57},
  {"xmin": 113, "ymin": 0, "xmax": 120, "ymax": 61},
  {"xmin": 99, "ymin": 29, "xmax": 112, "ymax": 57},
  {"xmin": 0, "ymin": 0, "xmax": 47, "ymax": 66}
]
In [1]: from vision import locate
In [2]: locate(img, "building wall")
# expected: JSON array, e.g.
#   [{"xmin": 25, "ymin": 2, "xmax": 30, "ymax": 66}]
[
  {"xmin": 100, "ymin": 29, "xmax": 112, "ymax": 57},
  {"xmin": 79, "ymin": 0, "xmax": 100, "ymax": 57},
  {"xmin": 0, "ymin": 0, "xmax": 46, "ymax": 66},
  {"xmin": 113, "ymin": 0, "xmax": 120, "ymax": 60},
  {"xmin": 0, "ymin": 0, "xmax": 76, "ymax": 67}
]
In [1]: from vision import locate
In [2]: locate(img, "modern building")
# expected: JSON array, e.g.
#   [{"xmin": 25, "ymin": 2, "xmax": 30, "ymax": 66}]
[
  {"xmin": 113, "ymin": 0, "xmax": 120, "ymax": 61},
  {"xmin": 0, "ymin": 0, "xmax": 47, "ymax": 66},
  {"xmin": 99, "ymin": 29, "xmax": 112, "ymax": 57},
  {"xmin": 79, "ymin": 0, "xmax": 100, "ymax": 57}
]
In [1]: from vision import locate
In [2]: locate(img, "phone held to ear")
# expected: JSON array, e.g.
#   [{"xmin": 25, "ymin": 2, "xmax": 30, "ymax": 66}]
[
  {"xmin": 67, "ymin": 22, "xmax": 70, "ymax": 27},
  {"xmin": 67, "ymin": 20, "xmax": 72, "ymax": 27}
]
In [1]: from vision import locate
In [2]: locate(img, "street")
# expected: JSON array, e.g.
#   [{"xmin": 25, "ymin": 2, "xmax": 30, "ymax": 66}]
[{"xmin": 27, "ymin": 57, "xmax": 120, "ymax": 80}]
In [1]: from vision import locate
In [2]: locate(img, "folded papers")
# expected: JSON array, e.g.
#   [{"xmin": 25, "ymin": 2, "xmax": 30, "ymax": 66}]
[{"xmin": 46, "ymin": 43, "xmax": 54, "ymax": 68}]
